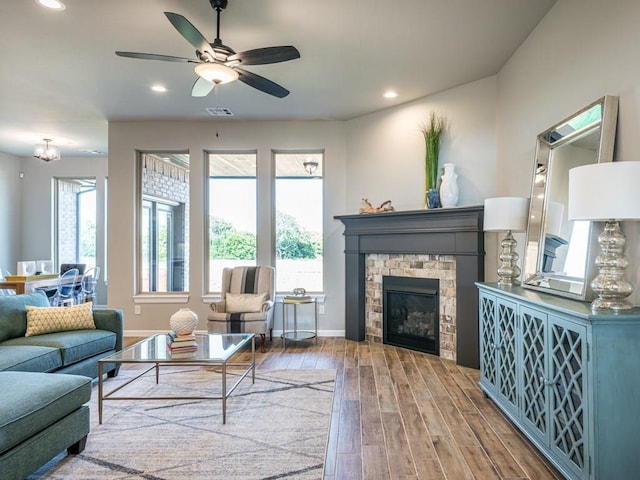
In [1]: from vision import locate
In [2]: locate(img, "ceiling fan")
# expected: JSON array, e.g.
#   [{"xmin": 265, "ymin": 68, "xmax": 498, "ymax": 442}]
[{"xmin": 116, "ymin": 0, "xmax": 300, "ymax": 98}]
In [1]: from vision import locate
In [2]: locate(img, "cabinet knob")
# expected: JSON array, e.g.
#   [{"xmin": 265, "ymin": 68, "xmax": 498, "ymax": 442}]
[{"xmin": 539, "ymin": 377, "xmax": 557, "ymax": 387}]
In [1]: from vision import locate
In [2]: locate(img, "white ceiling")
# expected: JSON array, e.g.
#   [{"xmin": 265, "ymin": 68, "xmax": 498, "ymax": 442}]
[{"xmin": 0, "ymin": 0, "xmax": 556, "ymax": 158}]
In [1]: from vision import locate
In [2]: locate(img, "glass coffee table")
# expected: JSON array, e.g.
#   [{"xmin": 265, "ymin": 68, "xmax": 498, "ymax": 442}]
[{"xmin": 98, "ymin": 333, "xmax": 255, "ymax": 424}]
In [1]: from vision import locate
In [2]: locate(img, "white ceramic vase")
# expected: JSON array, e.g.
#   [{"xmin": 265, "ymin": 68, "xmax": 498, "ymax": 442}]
[
  {"xmin": 439, "ymin": 163, "xmax": 460, "ymax": 208},
  {"xmin": 170, "ymin": 308, "xmax": 198, "ymax": 335}
]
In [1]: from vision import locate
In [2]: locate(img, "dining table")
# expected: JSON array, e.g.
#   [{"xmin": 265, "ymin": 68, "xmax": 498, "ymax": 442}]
[{"xmin": 0, "ymin": 274, "xmax": 66, "ymax": 295}]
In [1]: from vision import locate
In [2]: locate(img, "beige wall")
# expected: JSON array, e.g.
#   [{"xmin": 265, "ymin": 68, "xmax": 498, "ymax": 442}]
[
  {"xmin": 345, "ymin": 76, "xmax": 498, "ymax": 212},
  {"xmin": 0, "ymin": 152, "xmax": 22, "ymax": 273},
  {"xmin": 107, "ymin": 120, "xmax": 347, "ymax": 333}
]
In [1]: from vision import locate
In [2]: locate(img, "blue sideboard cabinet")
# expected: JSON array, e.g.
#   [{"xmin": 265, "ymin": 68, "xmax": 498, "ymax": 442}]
[{"xmin": 476, "ymin": 282, "xmax": 640, "ymax": 480}]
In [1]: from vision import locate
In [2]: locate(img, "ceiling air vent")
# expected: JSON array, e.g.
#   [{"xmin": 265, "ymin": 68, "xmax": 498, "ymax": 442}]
[
  {"xmin": 205, "ymin": 107, "xmax": 234, "ymax": 117},
  {"xmin": 80, "ymin": 149, "xmax": 106, "ymax": 155}
]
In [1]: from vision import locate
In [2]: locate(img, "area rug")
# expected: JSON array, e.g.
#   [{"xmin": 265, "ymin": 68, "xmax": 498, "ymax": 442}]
[{"xmin": 28, "ymin": 367, "xmax": 336, "ymax": 480}]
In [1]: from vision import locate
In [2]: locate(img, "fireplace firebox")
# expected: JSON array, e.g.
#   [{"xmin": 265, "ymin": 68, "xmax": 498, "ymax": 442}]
[{"xmin": 383, "ymin": 276, "xmax": 439, "ymax": 355}]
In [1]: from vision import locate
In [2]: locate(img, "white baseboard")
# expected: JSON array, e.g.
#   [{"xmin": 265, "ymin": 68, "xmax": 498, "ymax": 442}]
[{"xmin": 124, "ymin": 329, "xmax": 346, "ymax": 338}]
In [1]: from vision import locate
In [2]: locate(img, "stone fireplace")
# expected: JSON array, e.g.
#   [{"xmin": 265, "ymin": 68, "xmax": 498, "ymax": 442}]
[
  {"xmin": 368, "ymin": 256, "xmax": 456, "ymax": 359},
  {"xmin": 381, "ymin": 274, "xmax": 441, "ymax": 356},
  {"xmin": 335, "ymin": 206, "xmax": 484, "ymax": 368}
]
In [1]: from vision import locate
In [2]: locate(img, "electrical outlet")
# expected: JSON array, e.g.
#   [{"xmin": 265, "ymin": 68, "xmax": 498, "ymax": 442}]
[
  {"xmin": 319, "ymin": 304, "xmax": 325, "ymax": 315},
  {"xmin": 134, "ymin": 305, "xmax": 141, "ymax": 315}
]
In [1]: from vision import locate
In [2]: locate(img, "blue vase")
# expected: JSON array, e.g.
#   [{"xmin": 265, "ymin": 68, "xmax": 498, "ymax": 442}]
[{"xmin": 426, "ymin": 188, "xmax": 441, "ymax": 209}]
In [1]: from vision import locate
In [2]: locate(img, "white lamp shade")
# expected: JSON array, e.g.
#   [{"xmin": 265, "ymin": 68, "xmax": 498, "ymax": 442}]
[
  {"xmin": 17, "ymin": 261, "xmax": 36, "ymax": 276},
  {"xmin": 568, "ymin": 161, "xmax": 640, "ymax": 221},
  {"xmin": 484, "ymin": 197, "xmax": 530, "ymax": 232},
  {"xmin": 37, "ymin": 260, "xmax": 54, "ymax": 274},
  {"xmin": 194, "ymin": 63, "xmax": 239, "ymax": 85}
]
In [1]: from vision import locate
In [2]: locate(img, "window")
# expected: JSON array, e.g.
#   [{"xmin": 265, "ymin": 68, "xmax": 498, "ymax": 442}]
[
  {"xmin": 275, "ymin": 152, "xmax": 323, "ymax": 292},
  {"xmin": 206, "ymin": 152, "xmax": 257, "ymax": 292},
  {"xmin": 138, "ymin": 153, "xmax": 189, "ymax": 293},
  {"xmin": 55, "ymin": 178, "xmax": 97, "ymax": 269}
]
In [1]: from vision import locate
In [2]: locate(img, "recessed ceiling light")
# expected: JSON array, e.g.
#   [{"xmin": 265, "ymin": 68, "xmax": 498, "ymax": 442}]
[
  {"xmin": 35, "ymin": 0, "xmax": 66, "ymax": 10},
  {"xmin": 151, "ymin": 85, "xmax": 168, "ymax": 93},
  {"xmin": 383, "ymin": 91, "xmax": 398, "ymax": 99}
]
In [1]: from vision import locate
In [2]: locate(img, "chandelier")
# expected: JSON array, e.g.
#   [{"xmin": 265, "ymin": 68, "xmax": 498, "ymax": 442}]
[{"xmin": 34, "ymin": 138, "xmax": 61, "ymax": 162}]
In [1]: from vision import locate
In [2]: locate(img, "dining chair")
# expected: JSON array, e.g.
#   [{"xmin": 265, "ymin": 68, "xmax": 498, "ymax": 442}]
[
  {"xmin": 0, "ymin": 269, "xmax": 16, "ymax": 296},
  {"xmin": 51, "ymin": 268, "xmax": 79, "ymax": 306},
  {"xmin": 76, "ymin": 266, "xmax": 100, "ymax": 304}
]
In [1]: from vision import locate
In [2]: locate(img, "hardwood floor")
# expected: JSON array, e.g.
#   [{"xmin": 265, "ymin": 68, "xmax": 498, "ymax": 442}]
[{"xmin": 123, "ymin": 336, "xmax": 563, "ymax": 480}]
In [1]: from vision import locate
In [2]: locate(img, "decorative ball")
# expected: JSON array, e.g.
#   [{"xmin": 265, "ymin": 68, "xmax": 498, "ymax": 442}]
[{"xmin": 170, "ymin": 308, "xmax": 198, "ymax": 335}]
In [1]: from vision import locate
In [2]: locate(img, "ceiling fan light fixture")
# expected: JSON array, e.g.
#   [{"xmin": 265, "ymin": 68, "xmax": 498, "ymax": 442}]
[
  {"xmin": 34, "ymin": 138, "xmax": 61, "ymax": 162},
  {"xmin": 195, "ymin": 63, "xmax": 239, "ymax": 85}
]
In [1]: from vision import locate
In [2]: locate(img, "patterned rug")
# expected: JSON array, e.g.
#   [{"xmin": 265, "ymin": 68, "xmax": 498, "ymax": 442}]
[{"xmin": 28, "ymin": 367, "xmax": 336, "ymax": 480}]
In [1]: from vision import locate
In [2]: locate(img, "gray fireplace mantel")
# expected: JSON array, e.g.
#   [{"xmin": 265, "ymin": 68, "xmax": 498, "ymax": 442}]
[{"xmin": 335, "ymin": 206, "xmax": 485, "ymax": 368}]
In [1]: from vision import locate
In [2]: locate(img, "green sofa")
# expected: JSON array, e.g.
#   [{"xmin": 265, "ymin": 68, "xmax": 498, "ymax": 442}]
[
  {"xmin": 0, "ymin": 292, "xmax": 123, "ymax": 377},
  {"xmin": 0, "ymin": 291, "xmax": 124, "ymax": 480},
  {"xmin": 0, "ymin": 371, "xmax": 92, "ymax": 480}
]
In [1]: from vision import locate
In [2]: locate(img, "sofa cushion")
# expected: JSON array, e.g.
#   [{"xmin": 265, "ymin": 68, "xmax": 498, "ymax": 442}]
[
  {"xmin": 0, "ymin": 292, "xmax": 50, "ymax": 343},
  {"xmin": 0, "ymin": 371, "xmax": 91, "ymax": 455},
  {"xmin": 225, "ymin": 292, "xmax": 267, "ymax": 313},
  {"xmin": 2, "ymin": 330, "xmax": 116, "ymax": 366},
  {"xmin": 0, "ymin": 345, "xmax": 62, "ymax": 372},
  {"xmin": 25, "ymin": 302, "xmax": 95, "ymax": 337}
]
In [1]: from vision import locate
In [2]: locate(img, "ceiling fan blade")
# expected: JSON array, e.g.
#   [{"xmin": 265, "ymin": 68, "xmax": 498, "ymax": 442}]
[
  {"xmin": 227, "ymin": 46, "xmax": 301, "ymax": 65},
  {"xmin": 164, "ymin": 12, "xmax": 214, "ymax": 58},
  {"xmin": 192, "ymin": 76, "xmax": 215, "ymax": 97},
  {"xmin": 116, "ymin": 51, "xmax": 199, "ymax": 63},
  {"xmin": 236, "ymin": 68, "xmax": 290, "ymax": 98}
]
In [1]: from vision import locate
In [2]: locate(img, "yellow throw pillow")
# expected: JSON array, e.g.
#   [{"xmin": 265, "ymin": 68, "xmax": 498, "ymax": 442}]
[
  {"xmin": 225, "ymin": 292, "xmax": 267, "ymax": 313},
  {"xmin": 25, "ymin": 302, "xmax": 95, "ymax": 337}
]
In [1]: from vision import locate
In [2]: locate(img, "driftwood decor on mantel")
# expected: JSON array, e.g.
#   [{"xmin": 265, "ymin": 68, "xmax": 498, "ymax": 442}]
[{"xmin": 359, "ymin": 197, "xmax": 395, "ymax": 214}]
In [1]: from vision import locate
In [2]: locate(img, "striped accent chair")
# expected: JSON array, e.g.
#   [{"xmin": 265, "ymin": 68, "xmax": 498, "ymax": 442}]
[{"xmin": 207, "ymin": 266, "xmax": 275, "ymax": 352}]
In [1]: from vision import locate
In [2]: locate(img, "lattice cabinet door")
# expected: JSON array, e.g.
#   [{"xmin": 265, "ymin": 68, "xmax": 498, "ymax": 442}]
[
  {"xmin": 495, "ymin": 297, "xmax": 519, "ymax": 418},
  {"xmin": 547, "ymin": 315, "xmax": 588, "ymax": 480},
  {"xmin": 520, "ymin": 306, "xmax": 549, "ymax": 445},
  {"xmin": 479, "ymin": 291, "xmax": 498, "ymax": 395}
]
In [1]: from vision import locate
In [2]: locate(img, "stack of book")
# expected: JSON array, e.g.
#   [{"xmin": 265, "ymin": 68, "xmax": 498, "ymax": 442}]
[
  {"xmin": 167, "ymin": 330, "xmax": 198, "ymax": 358},
  {"xmin": 283, "ymin": 294, "xmax": 312, "ymax": 304}
]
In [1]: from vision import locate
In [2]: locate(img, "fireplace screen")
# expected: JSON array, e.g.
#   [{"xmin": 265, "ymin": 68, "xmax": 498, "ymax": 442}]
[{"xmin": 383, "ymin": 276, "xmax": 439, "ymax": 355}]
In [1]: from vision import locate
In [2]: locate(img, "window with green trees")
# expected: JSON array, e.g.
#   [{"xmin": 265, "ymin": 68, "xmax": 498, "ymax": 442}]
[
  {"xmin": 205, "ymin": 151, "xmax": 324, "ymax": 294},
  {"xmin": 275, "ymin": 152, "xmax": 323, "ymax": 292},
  {"xmin": 207, "ymin": 152, "xmax": 257, "ymax": 292}
]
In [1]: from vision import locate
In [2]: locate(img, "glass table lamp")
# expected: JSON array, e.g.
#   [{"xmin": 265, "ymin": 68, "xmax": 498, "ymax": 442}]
[
  {"xmin": 484, "ymin": 197, "xmax": 530, "ymax": 286},
  {"xmin": 568, "ymin": 161, "xmax": 640, "ymax": 311}
]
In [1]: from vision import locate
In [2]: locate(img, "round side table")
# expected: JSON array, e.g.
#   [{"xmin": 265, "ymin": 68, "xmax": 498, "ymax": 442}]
[{"xmin": 281, "ymin": 297, "xmax": 318, "ymax": 349}]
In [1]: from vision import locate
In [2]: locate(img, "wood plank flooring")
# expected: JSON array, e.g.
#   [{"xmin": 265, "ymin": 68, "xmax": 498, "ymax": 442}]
[{"xmin": 123, "ymin": 336, "xmax": 563, "ymax": 480}]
